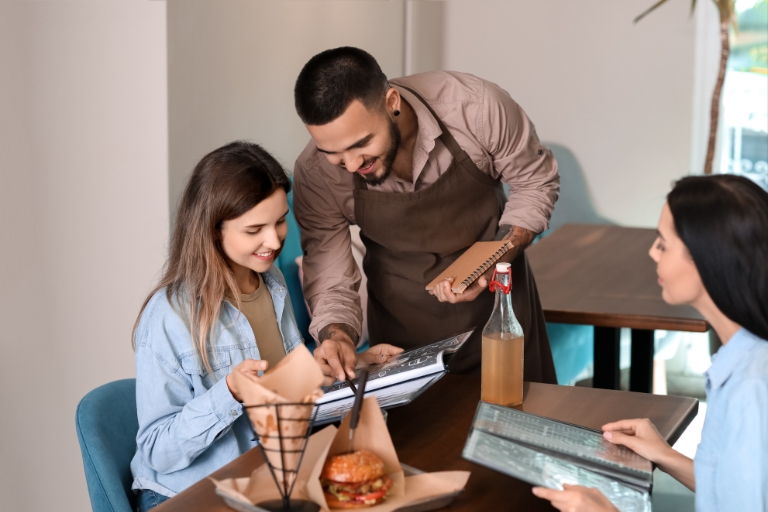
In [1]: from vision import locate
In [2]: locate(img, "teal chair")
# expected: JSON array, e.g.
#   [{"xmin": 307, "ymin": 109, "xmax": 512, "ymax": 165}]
[
  {"xmin": 275, "ymin": 190, "xmax": 313, "ymax": 350},
  {"xmin": 76, "ymin": 379, "xmax": 138, "ymax": 512}
]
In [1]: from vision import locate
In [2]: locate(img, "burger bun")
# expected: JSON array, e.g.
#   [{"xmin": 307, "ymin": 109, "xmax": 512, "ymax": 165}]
[{"xmin": 321, "ymin": 450, "xmax": 384, "ymax": 483}]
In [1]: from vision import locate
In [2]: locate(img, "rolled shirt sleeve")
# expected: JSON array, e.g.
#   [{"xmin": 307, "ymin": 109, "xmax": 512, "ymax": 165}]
[
  {"xmin": 293, "ymin": 159, "xmax": 363, "ymax": 343},
  {"xmin": 480, "ymin": 80, "xmax": 560, "ymax": 234}
]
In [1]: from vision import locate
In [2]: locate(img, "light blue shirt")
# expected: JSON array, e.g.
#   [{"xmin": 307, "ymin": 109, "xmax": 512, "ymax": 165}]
[
  {"xmin": 130, "ymin": 267, "xmax": 304, "ymax": 497},
  {"xmin": 694, "ymin": 328, "xmax": 768, "ymax": 512}
]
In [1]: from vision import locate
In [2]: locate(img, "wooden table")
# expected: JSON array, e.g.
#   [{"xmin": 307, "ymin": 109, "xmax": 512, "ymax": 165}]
[
  {"xmin": 527, "ymin": 224, "xmax": 708, "ymax": 392},
  {"xmin": 154, "ymin": 374, "xmax": 698, "ymax": 512}
]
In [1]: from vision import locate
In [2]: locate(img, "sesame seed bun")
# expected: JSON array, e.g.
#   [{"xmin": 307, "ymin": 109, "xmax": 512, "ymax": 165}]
[{"xmin": 321, "ymin": 450, "xmax": 385, "ymax": 483}]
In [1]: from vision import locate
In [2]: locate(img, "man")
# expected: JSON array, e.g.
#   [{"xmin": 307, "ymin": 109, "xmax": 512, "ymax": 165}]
[{"xmin": 293, "ymin": 47, "xmax": 559, "ymax": 385}]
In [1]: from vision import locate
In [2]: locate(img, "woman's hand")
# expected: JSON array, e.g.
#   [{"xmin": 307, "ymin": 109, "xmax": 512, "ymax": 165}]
[
  {"xmin": 602, "ymin": 418, "xmax": 695, "ymax": 490},
  {"xmin": 601, "ymin": 418, "xmax": 671, "ymax": 464},
  {"xmin": 358, "ymin": 343, "xmax": 404, "ymax": 366},
  {"xmin": 532, "ymin": 484, "xmax": 619, "ymax": 512},
  {"xmin": 226, "ymin": 359, "xmax": 268, "ymax": 402}
]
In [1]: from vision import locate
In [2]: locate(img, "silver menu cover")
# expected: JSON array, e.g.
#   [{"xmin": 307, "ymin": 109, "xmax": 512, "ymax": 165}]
[{"xmin": 463, "ymin": 402, "xmax": 652, "ymax": 512}]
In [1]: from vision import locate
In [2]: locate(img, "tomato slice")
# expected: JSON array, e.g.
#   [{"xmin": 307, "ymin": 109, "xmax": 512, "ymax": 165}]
[{"xmin": 356, "ymin": 489, "xmax": 388, "ymax": 502}]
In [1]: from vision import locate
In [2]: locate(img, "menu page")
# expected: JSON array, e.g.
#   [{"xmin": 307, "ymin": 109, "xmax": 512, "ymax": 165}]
[
  {"xmin": 317, "ymin": 330, "xmax": 472, "ymax": 404},
  {"xmin": 472, "ymin": 402, "xmax": 653, "ymax": 479},
  {"xmin": 463, "ymin": 428, "xmax": 651, "ymax": 512},
  {"xmin": 313, "ymin": 373, "xmax": 444, "ymax": 424}
]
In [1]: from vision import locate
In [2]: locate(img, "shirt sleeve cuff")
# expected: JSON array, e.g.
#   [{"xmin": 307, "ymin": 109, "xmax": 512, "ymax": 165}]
[{"xmin": 209, "ymin": 375, "xmax": 243, "ymax": 423}]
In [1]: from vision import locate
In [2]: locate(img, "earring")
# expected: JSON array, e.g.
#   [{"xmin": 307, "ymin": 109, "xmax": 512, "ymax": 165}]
[{"xmin": 393, "ymin": 109, "xmax": 400, "ymax": 117}]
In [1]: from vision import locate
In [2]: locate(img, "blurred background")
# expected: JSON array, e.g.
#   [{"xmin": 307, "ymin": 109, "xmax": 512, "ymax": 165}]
[{"xmin": 0, "ymin": 1, "xmax": 765, "ymax": 511}]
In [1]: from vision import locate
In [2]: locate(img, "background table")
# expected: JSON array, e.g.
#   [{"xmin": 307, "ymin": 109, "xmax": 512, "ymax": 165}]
[
  {"xmin": 527, "ymin": 224, "xmax": 708, "ymax": 392},
  {"xmin": 154, "ymin": 374, "xmax": 698, "ymax": 512}
]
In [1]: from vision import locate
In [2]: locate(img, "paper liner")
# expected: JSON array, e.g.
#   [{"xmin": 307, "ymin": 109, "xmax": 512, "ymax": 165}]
[
  {"xmin": 212, "ymin": 396, "xmax": 471, "ymax": 511},
  {"xmin": 238, "ymin": 344, "xmax": 324, "ymax": 492}
]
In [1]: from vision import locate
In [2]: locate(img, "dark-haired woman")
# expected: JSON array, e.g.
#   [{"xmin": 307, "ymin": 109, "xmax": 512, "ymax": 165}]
[
  {"xmin": 533, "ymin": 175, "xmax": 768, "ymax": 512},
  {"xmin": 129, "ymin": 141, "xmax": 401, "ymax": 510}
]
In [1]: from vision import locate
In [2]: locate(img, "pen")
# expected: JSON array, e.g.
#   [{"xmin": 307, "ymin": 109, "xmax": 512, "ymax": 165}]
[
  {"xmin": 345, "ymin": 376, "xmax": 357, "ymax": 393},
  {"xmin": 348, "ymin": 369, "xmax": 369, "ymax": 453}
]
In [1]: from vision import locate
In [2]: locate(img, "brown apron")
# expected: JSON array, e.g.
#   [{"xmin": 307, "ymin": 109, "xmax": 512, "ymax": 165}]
[{"xmin": 353, "ymin": 87, "xmax": 557, "ymax": 383}]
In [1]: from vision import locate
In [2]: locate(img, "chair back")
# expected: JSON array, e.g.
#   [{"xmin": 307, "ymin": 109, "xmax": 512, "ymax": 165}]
[{"xmin": 75, "ymin": 378, "xmax": 138, "ymax": 512}]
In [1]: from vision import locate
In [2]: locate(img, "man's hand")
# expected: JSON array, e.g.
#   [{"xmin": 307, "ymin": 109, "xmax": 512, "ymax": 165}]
[
  {"xmin": 226, "ymin": 359, "xmax": 268, "ymax": 402},
  {"xmin": 315, "ymin": 323, "xmax": 359, "ymax": 385},
  {"xmin": 429, "ymin": 274, "xmax": 491, "ymax": 303},
  {"xmin": 429, "ymin": 224, "xmax": 533, "ymax": 304},
  {"xmin": 357, "ymin": 344, "xmax": 404, "ymax": 366},
  {"xmin": 532, "ymin": 484, "xmax": 619, "ymax": 512}
]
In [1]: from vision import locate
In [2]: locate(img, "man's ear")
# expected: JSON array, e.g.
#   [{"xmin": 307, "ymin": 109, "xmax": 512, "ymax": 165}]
[{"xmin": 385, "ymin": 88, "xmax": 400, "ymax": 116}]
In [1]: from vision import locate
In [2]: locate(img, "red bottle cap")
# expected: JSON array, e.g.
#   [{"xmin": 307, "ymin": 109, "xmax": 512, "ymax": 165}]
[{"xmin": 489, "ymin": 263, "xmax": 512, "ymax": 294}]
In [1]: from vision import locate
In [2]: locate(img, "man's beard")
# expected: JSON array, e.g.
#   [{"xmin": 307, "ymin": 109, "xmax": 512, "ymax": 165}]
[{"xmin": 359, "ymin": 118, "xmax": 402, "ymax": 187}]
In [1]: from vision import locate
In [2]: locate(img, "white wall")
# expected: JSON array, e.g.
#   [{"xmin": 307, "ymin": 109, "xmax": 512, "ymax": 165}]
[
  {"xmin": 438, "ymin": 0, "xmax": 696, "ymax": 227},
  {"xmin": 0, "ymin": 1, "xmax": 168, "ymax": 510},
  {"xmin": 167, "ymin": 0, "xmax": 405, "ymax": 215},
  {"xmin": 168, "ymin": 0, "xmax": 696, "ymax": 227}
]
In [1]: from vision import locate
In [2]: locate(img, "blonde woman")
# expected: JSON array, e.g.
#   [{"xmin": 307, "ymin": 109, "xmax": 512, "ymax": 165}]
[{"xmin": 129, "ymin": 141, "xmax": 401, "ymax": 510}]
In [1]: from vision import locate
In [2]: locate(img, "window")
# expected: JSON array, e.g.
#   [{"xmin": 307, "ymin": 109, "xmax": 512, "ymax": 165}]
[{"xmin": 720, "ymin": 0, "xmax": 768, "ymax": 189}]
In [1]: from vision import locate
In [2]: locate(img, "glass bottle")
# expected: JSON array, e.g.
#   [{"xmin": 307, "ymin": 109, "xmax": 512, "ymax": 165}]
[{"xmin": 481, "ymin": 262, "xmax": 524, "ymax": 406}]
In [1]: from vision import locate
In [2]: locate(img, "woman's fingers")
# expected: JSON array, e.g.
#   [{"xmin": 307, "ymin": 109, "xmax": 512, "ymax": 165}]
[
  {"xmin": 239, "ymin": 359, "xmax": 268, "ymax": 373},
  {"xmin": 602, "ymin": 418, "xmax": 641, "ymax": 433},
  {"xmin": 531, "ymin": 487, "xmax": 560, "ymax": 501},
  {"xmin": 603, "ymin": 430, "xmax": 640, "ymax": 450}
]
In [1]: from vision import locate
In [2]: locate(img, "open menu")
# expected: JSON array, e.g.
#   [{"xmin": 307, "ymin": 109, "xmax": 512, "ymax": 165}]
[
  {"xmin": 313, "ymin": 330, "xmax": 472, "ymax": 424},
  {"xmin": 462, "ymin": 402, "xmax": 652, "ymax": 512}
]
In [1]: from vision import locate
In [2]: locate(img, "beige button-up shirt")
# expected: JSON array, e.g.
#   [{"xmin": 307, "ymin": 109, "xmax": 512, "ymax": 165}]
[{"xmin": 293, "ymin": 71, "xmax": 560, "ymax": 342}]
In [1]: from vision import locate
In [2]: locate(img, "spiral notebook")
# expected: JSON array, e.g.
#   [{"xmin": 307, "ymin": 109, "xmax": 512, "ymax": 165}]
[{"xmin": 425, "ymin": 240, "xmax": 514, "ymax": 294}]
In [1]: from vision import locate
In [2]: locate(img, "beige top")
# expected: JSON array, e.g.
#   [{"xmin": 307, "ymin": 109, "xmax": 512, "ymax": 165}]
[
  {"xmin": 230, "ymin": 273, "xmax": 286, "ymax": 370},
  {"xmin": 293, "ymin": 71, "xmax": 560, "ymax": 342}
]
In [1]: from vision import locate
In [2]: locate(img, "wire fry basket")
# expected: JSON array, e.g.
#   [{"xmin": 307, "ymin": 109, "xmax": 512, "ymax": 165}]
[{"xmin": 243, "ymin": 402, "xmax": 320, "ymax": 512}]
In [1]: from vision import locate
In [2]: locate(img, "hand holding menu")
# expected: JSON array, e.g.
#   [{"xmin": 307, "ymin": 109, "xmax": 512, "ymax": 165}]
[
  {"xmin": 463, "ymin": 402, "xmax": 652, "ymax": 512},
  {"xmin": 313, "ymin": 330, "xmax": 473, "ymax": 424},
  {"xmin": 426, "ymin": 240, "xmax": 514, "ymax": 294}
]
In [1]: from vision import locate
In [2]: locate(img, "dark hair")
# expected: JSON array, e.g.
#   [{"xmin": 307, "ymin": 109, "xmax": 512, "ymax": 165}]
[
  {"xmin": 667, "ymin": 175, "xmax": 768, "ymax": 340},
  {"xmin": 294, "ymin": 46, "xmax": 389, "ymax": 125},
  {"xmin": 134, "ymin": 141, "xmax": 291, "ymax": 374}
]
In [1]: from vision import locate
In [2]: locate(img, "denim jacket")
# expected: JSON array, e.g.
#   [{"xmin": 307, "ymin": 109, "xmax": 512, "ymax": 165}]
[{"xmin": 130, "ymin": 267, "xmax": 304, "ymax": 497}]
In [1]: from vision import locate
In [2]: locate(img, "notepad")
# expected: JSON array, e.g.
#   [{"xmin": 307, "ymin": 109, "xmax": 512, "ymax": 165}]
[{"xmin": 425, "ymin": 240, "xmax": 514, "ymax": 294}]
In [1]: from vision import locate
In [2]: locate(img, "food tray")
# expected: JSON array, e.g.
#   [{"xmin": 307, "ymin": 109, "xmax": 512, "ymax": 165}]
[{"xmin": 215, "ymin": 463, "xmax": 462, "ymax": 512}]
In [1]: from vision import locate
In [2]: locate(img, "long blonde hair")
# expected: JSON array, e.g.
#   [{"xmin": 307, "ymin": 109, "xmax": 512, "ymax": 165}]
[{"xmin": 133, "ymin": 141, "xmax": 291, "ymax": 374}]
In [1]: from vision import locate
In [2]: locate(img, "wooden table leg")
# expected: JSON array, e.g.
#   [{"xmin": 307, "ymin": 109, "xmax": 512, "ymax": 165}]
[
  {"xmin": 630, "ymin": 329, "xmax": 654, "ymax": 393},
  {"xmin": 593, "ymin": 326, "xmax": 620, "ymax": 390}
]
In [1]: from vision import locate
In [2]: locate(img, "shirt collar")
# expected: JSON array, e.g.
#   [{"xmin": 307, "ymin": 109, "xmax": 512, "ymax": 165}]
[
  {"xmin": 705, "ymin": 328, "xmax": 761, "ymax": 391},
  {"xmin": 261, "ymin": 268, "xmax": 287, "ymax": 299},
  {"xmin": 390, "ymin": 83, "xmax": 442, "ymax": 183}
]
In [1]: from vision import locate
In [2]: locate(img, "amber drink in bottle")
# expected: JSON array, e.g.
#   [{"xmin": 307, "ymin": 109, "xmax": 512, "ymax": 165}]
[{"xmin": 481, "ymin": 262, "xmax": 524, "ymax": 406}]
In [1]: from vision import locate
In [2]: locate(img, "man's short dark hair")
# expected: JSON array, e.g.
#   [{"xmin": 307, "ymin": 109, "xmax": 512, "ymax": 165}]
[{"xmin": 294, "ymin": 47, "xmax": 389, "ymax": 126}]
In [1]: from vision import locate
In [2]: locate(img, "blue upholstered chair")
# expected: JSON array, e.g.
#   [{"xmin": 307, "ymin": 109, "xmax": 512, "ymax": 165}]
[
  {"xmin": 75, "ymin": 378, "xmax": 138, "ymax": 512},
  {"xmin": 275, "ymin": 190, "xmax": 313, "ymax": 349}
]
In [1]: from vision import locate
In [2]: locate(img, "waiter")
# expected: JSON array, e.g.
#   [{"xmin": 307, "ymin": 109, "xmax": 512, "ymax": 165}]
[{"xmin": 293, "ymin": 47, "xmax": 559, "ymax": 385}]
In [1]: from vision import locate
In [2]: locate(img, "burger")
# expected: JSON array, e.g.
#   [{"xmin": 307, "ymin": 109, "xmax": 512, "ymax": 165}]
[{"xmin": 320, "ymin": 450, "xmax": 394, "ymax": 508}]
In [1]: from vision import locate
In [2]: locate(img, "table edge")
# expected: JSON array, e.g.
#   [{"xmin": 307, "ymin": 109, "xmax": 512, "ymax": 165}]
[{"xmin": 543, "ymin": 310, "xmax": 709, "ymax": 332}]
